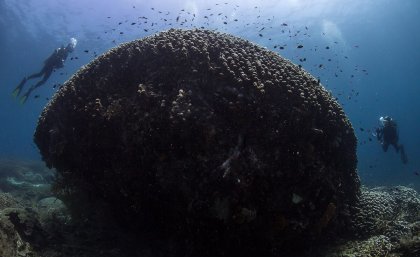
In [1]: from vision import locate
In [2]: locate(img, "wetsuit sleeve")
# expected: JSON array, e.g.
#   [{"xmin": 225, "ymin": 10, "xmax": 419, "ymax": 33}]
[{"xmin": 376, "ymin": 127, "xmax": 383, "ymax": 141}]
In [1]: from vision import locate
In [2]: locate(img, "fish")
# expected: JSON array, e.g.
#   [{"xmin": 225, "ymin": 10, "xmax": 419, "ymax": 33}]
[{"xmin": 297, "ymin": 45, "xmax": 303, "ymax": 48}]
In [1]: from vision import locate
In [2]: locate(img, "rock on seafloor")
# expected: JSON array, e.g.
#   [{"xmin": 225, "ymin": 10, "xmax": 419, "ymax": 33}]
[{"xmin": 34, "ymin": 29, "xmax": 360, "ymax": 256}]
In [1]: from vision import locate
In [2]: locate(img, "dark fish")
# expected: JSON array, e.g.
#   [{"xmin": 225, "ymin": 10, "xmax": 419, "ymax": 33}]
[
  {"xmin": 325, "ymin": 46, "xmax": 330, "ymax": 49},
  {"xmin": 120, "ymin": 32, "xmax": 124, "ymax": 34},
  {"xmin": 368, "ymin": 138, "xmax": 372, "ymax": 141},
  {"xmin": 34, "ymin": 95, "xmax": 40, "ymax": 99},
  {"xmin": 414, "ymin": 171, "xmax": 420, "ymax": 176},
  {"xmin": 319, "ymin": 64, "xmax": 323, "ymax": 68},
  {"xmin": 84, "ymin": 50, "xmax": 89, "ymax": 53},
  {"xmin": 279, "ymin": 46, "xmax": 284, "ymax": 49},
  {"xmin": 223, "ymin": 21, "xmax": 227, "ymax": 24},
  {"xmin": 131, "ymin": 22, "xmax": 136, "ymax": 25},
  {"xmin": 259, "ymin": 34, "xmax": 263, "ymax": 37},
  {"xmin": 281, "ymin": 23, "xmax": 288, "ymax": 26},
  {"xmin": 297, "ymin": 45, "xmax": 303, "ymax": 48},
  {"xmin": 360, "ymin": 128, "xmax": 364, "ymax": 132}
]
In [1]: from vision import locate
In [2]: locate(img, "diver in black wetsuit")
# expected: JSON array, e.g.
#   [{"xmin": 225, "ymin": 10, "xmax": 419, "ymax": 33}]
[
  {"xmin": 375, "ymin": 116, "xmax": 408, "ymax": 164},
  {"xmin": 12, "ymin": 38, "xmax": 77, "ymax": 104}
]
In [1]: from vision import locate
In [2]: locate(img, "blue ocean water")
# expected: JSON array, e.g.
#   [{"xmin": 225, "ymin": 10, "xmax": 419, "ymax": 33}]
[{"xmin": 0, "ymin": 0, "xmax": 419, "ymax": 190}]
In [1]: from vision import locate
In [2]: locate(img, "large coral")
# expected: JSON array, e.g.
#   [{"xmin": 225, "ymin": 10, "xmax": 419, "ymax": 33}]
[{"xmin": 34, "ymin": 29, "xmax": 359, "ymax": 256}]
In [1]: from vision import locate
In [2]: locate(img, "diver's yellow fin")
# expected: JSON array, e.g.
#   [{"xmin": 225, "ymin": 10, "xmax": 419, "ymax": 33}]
[
  {"xmin": 19, "ymin": 95, "xmax": 28, "ymax": 104},
  {"xmin": 12, "ymin": 87, "xmax": 21, "ymax": 98}
]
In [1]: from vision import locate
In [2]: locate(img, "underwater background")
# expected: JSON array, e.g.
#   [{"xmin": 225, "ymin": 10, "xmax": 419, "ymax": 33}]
[
  {"xmin": 0, "ymin": 1, "xmax": 420, "ymax": 256},
  {"xmin": 1, "ymin": 0, "xmax": 419, "ymax": 190}
]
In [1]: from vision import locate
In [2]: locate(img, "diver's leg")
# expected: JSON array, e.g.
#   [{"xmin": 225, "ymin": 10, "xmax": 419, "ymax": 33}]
[
  {"xmin": 399, "ymin": 144, "xmax": 408, "ymax": 164},
  {"xmin": 382, "ymin": 143, "xmax": 389, "ymax": 152},
  {"xmin": 392, "ymin": 143, "xmax": 400, "ymax": 153},
  {"xmin": 12, "ymin": 77, "xmax": 28, "ymax": 97},
  {"xmin": 13, "ymin": 67, "xmax": 46, "ymax": 97},
  {"xmin": 19, "ymin": 69, "xmax": 52, "ymax": 104},
  {"xmin": 27, "ymin": 71, "xmax": 44, "ymax": 80}
]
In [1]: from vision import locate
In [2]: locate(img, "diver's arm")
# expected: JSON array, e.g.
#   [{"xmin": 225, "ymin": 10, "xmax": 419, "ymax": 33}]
[{"xmin": 375, "ymin": 127, "xmax": 383, "ymax": 141}]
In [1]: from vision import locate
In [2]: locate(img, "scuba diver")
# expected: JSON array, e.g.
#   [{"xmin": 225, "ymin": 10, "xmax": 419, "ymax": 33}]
[
  {"xmin": 12, "ymin": 37, "xmax": 77, "ymax": 104},
  {"xmin": 374, "ymin": 116, "xmax": 408, "ymax": 164}
]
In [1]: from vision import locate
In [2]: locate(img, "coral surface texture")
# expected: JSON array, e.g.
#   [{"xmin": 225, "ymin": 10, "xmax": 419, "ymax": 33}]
[{"xmin": 34, "ymin": 29, "xmax": 359, "ymax": 256}]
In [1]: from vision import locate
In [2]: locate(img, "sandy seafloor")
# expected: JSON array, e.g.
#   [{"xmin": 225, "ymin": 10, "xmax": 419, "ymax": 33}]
[{"xmin": 0, "ymin": 158, "xmax": 419, "ymax": 257}]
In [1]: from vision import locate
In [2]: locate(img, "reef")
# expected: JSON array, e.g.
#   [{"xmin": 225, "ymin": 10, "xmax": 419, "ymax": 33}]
[
  {"xmin": 33, "ymin": 29, "xmax": 360, "ymax": 256},
  {"xmin": 0, "ymin": 160, "xmax": 419, "ymax": 256},
  {"xmin": 326, "ymin": 186, "xmax": 420, "ymax": 257}
]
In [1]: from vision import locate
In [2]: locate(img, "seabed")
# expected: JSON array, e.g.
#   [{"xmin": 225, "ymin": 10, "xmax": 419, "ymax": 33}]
[{"xmin": 0, "ymin": 158, "xmax": 419, "ymax": 257}]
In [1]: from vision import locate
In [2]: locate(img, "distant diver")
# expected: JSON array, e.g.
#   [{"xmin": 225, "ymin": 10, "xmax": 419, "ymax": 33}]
[
  {"xmin": 374, "ymin": 116, "xmax": 408, "ymax": 164},
  {"xmin": 12, "ymin": 37, "xmax": 77, "ymax": 104}
]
